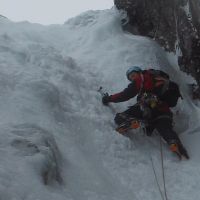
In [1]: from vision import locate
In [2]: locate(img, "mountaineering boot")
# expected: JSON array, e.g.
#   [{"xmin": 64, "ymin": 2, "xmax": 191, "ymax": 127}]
[
  {"xmin": 114, "ymin": 113, "xmax": 129, "ymax": 125},
  {"xmin": 116, "ymin": 118, "xmax": 140, "ymax": 134},
  {"xmin": 169, "ymin": 141, "xmax": 189, "ymax": 160},
  {"xmin": 170, "ymin": 143, "xmax": 178, "ymax": 152},
  {"xmin": 177, "ymin": 143, "xmax": 189, "ymax": 159}
]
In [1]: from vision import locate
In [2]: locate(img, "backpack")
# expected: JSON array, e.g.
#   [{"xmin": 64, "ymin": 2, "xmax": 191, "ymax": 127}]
[{"xmin": 144, "ymin": 69, "xmax": 182, "ymax": 107}]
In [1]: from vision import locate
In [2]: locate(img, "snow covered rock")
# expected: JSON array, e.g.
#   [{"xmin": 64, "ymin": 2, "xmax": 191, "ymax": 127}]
[
  {"xmin": 0, "ymin": 123, "xmax": 62, "ymax": 199},
  {"xmin": 0, "ymin": 15, "xmax": 7, "ymax": 19},
  {"xmin": 10, "ymin": 124, "xmax": 62, "ymax": 185}
]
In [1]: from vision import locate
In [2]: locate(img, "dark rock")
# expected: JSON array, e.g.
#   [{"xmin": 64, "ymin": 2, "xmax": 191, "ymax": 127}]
[{"xmin": 114, "ymin": 0, "xmax": 200, "ymax": 96}]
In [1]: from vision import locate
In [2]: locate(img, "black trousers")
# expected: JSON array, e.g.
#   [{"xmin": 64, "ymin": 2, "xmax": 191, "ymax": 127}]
[{"xmin": 114, "ymin": 104, "xmax": 181, "ymax": 145}]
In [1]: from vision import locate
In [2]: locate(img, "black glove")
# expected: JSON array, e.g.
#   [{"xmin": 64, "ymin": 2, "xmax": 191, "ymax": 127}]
[{"xmin": 102, "ymin": 93, "xmax": 110, "ymax": 106}]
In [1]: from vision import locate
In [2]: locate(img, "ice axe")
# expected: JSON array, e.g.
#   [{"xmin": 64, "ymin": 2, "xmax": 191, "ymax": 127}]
[
  {"xmin": 98, "ymin": 86, "xmax": 116, "ymax": 113},
  {"xmin": 98, "ymin": 86, "xmax": 108, "ymax": 97}
]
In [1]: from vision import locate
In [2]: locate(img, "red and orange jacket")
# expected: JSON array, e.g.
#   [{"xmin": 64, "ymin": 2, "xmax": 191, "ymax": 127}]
[{"xmin": 109, "ymin": 70, "xmax": 170, "ymax": 113}]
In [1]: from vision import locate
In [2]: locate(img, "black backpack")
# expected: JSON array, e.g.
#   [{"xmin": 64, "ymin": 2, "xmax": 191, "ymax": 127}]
[
  {"xmin": 146, "ymin": 69, "xmax": 182, "ymax": 107},
  {"xmin": 159, "ymin": 81, "xmax": 182, "ymax": 107}
]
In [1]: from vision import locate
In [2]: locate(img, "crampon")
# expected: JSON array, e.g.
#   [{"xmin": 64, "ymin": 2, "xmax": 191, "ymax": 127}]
[
  {"xmin": 170, "ymin": 143, "xmax": 189, "ymax": 160},
  {"xmin": 115, "ymin": 118, "xmax": 141, "ymax": 134}
]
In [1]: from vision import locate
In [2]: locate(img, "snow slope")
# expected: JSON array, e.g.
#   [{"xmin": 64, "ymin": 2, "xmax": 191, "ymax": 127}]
[{"xmin": 0, "ymin": 8, "xmax": 200, "ymax": 200}]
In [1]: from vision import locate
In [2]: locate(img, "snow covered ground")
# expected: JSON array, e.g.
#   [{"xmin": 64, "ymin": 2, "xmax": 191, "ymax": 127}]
[{"xmin": 0, "ymin": 8, "xmax": 200, "ymax": 200}]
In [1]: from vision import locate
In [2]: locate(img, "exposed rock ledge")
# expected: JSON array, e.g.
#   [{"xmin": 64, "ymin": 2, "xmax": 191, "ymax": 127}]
[{"xmin": 114, "ymin": 0, "xmax": 200, "ymax": 94}]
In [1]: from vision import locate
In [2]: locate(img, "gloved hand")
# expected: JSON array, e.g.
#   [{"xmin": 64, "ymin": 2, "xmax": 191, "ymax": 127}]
[{"xmin": 102, "ymin": 93, "xmax": 110, "ymax": 106}]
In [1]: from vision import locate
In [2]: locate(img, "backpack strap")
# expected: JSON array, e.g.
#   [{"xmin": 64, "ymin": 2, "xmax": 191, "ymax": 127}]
[
  {"xmin": 154, "ymin": 76, "xmax": 170, "ymax": 95},
  {"xmin": 147, "ymin": 69, "xmax": 170, "ymax": 95},
  {"xmin": 139, "ymin": 73, "xmax": 144, "ymax": 93}
]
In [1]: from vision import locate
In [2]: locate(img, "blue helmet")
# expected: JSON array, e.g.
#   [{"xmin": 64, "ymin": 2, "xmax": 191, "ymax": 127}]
[{"xmin": 126, "ymin": 66, "xmax": 142, "ymax": 81}]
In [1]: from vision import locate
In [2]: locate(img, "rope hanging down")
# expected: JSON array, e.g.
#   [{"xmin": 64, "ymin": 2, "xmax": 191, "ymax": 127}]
[
  {"xmin": 145, "ymin": 134, "xmax": 169, "ymax": 200},
  {"xmin": 159, "ymin": 135, "xmax": 169, "ymax": 200}
]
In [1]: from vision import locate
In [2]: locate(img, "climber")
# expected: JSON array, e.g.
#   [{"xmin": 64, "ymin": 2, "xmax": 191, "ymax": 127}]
[{"xmin": 102, "ymin": 66, "xmax": 189, "ymax": 159}]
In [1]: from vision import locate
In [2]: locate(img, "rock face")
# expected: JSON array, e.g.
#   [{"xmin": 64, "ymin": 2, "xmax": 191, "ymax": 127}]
[{"xmin": 114, "ymin": 0, "xmax": 200, "ymax": 88}]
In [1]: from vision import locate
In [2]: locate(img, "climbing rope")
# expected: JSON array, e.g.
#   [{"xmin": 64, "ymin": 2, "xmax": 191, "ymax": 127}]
[
  {"xmin": 145, "ymin": 132, "xmax": 169, "ymax": 200},
  {"xmin": 159, "ymin": 135, "xmax": 169, "ymax": 200},
  {"xmin": 149, "ymin": 152, "xmax": 165, "ymax": 200}
]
